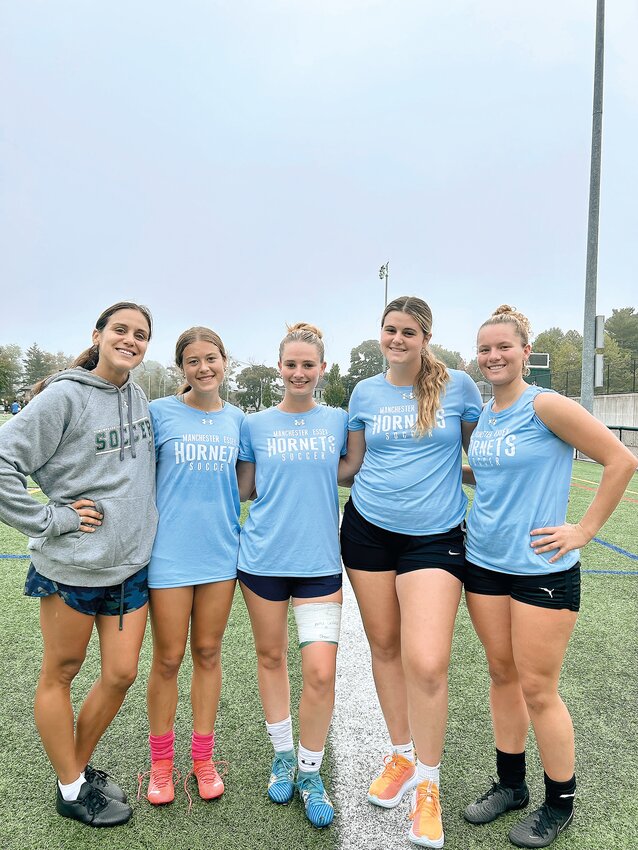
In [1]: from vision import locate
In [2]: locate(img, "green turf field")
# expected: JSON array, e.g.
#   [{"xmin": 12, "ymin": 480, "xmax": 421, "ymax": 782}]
[{"xmin": 0, "ymin": 461, "xmax": 637, "ymax": 849}]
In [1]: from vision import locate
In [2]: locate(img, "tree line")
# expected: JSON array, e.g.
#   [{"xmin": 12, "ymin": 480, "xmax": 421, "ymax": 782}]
[{"xmin": 2, "ymin": 307, "xmax": 637, "ymax": 409}]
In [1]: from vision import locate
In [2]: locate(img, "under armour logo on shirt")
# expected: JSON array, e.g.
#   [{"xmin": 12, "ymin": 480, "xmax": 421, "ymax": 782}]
[
  {"xmin": 202, "ymin": 418, "xmax": 214, "ymax": 425},
  {"xmin": 294, "ymin": 419, "xmax": 305, "ymax": 426}
]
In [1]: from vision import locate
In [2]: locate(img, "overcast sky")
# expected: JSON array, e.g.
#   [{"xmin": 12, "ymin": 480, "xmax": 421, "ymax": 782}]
[{"xmin": 1, "ymin": 1, "xmax": 636, "ymax": 373}]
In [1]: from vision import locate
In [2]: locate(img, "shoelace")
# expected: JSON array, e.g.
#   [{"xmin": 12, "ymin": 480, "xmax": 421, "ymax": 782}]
[
  {"xmin": 136, "ymin": 763, "xmax": 181, "ymax": 802},
  {"xmin": 297, "ymin": 773, "xmax": 328, "ymax": 804},
  {"xmin": 530, "ymin": 804, "xmax": 565, "ymax": 838},
  {"xmin": 271, "ymin": 754, "xmax": 295, "ymax": 780},
  {"xmin": 183, "ymin": 760, "xmax": 228, "ymax": 814},
  {"xmin": 81, "ymin": 785, "xmax": 109, "ymax": 817},
  {"xmin": 475, "ymin": 777, "xmax": 501, "ymax": 802},
  {"xmin": 84, "ymin": 764, "xmax": 111, "ymax": 790},
  {"xmin": 379, "ymin": 754, "xmax": 409, "ymax": 784},
  {"xmin": 409, "ymin": 782, "xmax": 441, "ymax": 825}
]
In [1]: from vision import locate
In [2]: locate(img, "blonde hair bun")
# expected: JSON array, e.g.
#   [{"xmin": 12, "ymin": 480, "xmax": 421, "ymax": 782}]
[
  {"xmin": 279, "ymin": 322, "xmax": 325, "ymax": 361},
  {"xmin": 489, "ymin": 305, "xmax": 532, "ymax": 340},
  {"xmin": 286, "ymin": 321, "xmax": 323, "ymax": 339}
]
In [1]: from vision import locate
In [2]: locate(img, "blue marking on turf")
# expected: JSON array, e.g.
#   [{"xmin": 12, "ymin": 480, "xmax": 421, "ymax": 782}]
[
  {"xmin": 592, "ymin": 537, "xmax": 638, "ymax": 561},
  {"xmin": 0, "ymin": 554, "xmax": 29, "ymax": 559}
]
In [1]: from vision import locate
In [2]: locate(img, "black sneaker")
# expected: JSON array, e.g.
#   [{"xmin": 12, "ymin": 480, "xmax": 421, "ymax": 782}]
[
  {"xmin": 464, "ymin": 778, "xmax": 529, "ymax": 824},
  {"xmin": 84, "ymin": 764, "xmax": 127, "ymax": 802},
  {"xmin": 56, "ymin": 782, "xmax": 132, "ymax": 827},
  {"xmin": 508, "ymin": 802, "xmax": 573, "ymax": 848}
]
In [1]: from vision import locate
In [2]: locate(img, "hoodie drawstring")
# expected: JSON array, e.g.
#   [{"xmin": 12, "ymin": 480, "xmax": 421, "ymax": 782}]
[
  {"xmin": 116, "ymin": 384, "xmax": 136, "ymax": 460},
  {"xmin": 127, "ymin": 384, "xmax": 136, "ymax": 458},
  {"xmin": 117, "ymin": 390, "xmax": 126, "ymax": 461}
]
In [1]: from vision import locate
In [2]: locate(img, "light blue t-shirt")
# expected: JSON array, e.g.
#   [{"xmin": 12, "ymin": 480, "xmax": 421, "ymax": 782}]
[
  {"xmin": 349, "ymin": 371, "xmax": 482, "ymax": 535},
  {"xmin": 238, "ymin": 405, "xmax": 348, "ymax": 577},
  {"xmin": 466, "ymin": 385, "xmax": 579, "ymax": 575},
  {"xmin": 148, "ymin": 396, "xmax": 245, "ymax": 588}
]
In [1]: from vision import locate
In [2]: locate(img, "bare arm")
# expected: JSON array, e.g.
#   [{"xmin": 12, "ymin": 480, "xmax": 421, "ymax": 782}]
[
  {"xmin": 461, "ymin": 419, "xmax": 478, "ymax": 455},
  {"xmin": 530, "ymin": 393, "xmax": 637, "ymax": 563},
  {"xmin": 236, "ymin": 460, "xmax": 256, "ymax": 502},
  {"xmin": 338, "ymin": 430, "xmax": 366, "ymax": 488},
  {"xmin": 461, "ymin": 420, "xmax": 478, "ymax": 486}
]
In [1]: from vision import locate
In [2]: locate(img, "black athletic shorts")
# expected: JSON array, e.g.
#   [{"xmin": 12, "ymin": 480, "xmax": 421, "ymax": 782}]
[
  {"xmin": 340, "ymin": 498, "xmax": 466, "ymax": 581},
  {"xmin": 464, "ymin": 561, "xmax": 581, "ymax": 611}
]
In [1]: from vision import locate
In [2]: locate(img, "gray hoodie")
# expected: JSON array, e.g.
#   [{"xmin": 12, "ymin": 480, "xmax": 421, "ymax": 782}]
[{"xmin": 0, "ymin": 368, "xmax": 158, "ymax": 586}]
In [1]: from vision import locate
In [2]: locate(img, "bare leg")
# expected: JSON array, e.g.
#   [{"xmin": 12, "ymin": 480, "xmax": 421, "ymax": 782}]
[
  {"xmin": 146, "ymin": 587, "xmax": 193, "ymax": 735},
  {"xmin": 75, "ymin": 604, "xmax": 148, "ymax": 769},
  {"xmin": 294, "ymin": 591, "xmax": 341, "ymax": 751},
  {"xmin": 395, "ymin": 569, "xmax": 462, "ymax": 766},
  {"xmin": 465, "ymin": 591, "xmax": 530, "ymax": 753},
  {"xmin": 511, "ymin": 601, "xmax": 578, "ymax": 781},
  {"xmin": 240, "ymin": 582, "xmax": 291, "ymax": 722},
  {"xmin": 190, "ymin": 580, "xmax": 236, "ymax": 733},
  {"xmin": 34, "ymin": 595, "xmax": 94, "ymax": 783},
  {"xmin": 346, "ymin": 567, "xmax": 410, "ymax": 745}
]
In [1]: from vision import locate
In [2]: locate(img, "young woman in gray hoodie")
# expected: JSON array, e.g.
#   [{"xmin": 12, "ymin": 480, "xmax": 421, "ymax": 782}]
[{"xmin": 0, "ymin": 301, "xmax": 158, "ymax": 827}]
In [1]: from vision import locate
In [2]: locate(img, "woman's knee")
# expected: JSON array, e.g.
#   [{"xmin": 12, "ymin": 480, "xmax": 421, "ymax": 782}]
[
  {"xmin": 103, "ymin": 663, "xmax": 139, "ymax": 692},
  {"xmin": 256, "ymin": 645, "xmax": 288, "ymax": 672},
  {"xmin": 153, "ymin": 650, "xmax": 186, "ymax": 681},
  {"xmin": 487, "ymin": 656, "xmax": 519, "ymax": 689},
  {"xmin": 402, "ymin": 653, "xmax": 448, "ymax": 694},
  {"xmin": 368, "ymin": 631, "xmax": 402, "ymax": 664},
  {"xmin": 519, "ymin": 674, "xmax": 556, "ymax": 714},
  {"xmin": 191, "ymin": 641, "xmax": 222, "ymax": 671},
  {"xmin": 40, "ymin": 654, "xmax": 85, "ymax": 688},
  {"xmin": 303, "ymin": 663, "xmax": 336, "ymax": 699}
]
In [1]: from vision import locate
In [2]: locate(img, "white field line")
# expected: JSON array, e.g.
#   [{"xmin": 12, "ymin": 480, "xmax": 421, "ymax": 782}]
[{"xmin": 331, "ymin": 571, "xmax": 412, "ymax": 849}]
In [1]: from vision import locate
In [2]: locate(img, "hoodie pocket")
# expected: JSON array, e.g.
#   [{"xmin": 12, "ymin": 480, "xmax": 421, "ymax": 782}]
[{"xmin": 72, "ymin": 495, "xmax": 159, "ymax": 569}]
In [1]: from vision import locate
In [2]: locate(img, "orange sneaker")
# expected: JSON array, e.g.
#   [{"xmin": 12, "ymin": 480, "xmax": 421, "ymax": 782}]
[
  {"xmin": 146, "ymin": 759, "xmax": 175, "ymax": 805},
  {"xmin": 408, "ymin": 780, "xmax": 444, "ymax": 848},
  {"xmin": 367, "ymin": 753, "xmax": 418, "ymax": 808},
  {"xmin": 192, "ymin": 759, "xmax": 225, "ymax": 800}
]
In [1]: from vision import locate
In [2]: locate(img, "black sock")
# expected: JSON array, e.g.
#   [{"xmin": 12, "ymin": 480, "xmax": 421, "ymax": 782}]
[
  {"xmin": 496, "ymin": 748, "xmax": 526, "ymax": 788},
  {"xmin": 544, "ymin": 772, "xmax": 576, "ymax": 812}
]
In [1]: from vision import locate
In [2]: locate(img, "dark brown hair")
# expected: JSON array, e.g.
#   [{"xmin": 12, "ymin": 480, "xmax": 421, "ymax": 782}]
[{"xmin": 32, "ymin": 302, "xmax": 153, "ymax": 395}]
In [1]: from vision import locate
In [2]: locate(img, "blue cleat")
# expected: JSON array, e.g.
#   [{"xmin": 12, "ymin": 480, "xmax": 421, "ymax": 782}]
[
  {"xmin": 267, "ymin": 750, "xmax": 296, "ymax": 804},
  {"xmin": 296, "ymin": 770, "xmax": 334, "ymax": 828}
]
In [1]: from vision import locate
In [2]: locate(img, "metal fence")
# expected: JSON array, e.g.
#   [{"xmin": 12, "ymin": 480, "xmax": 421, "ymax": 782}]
[{"xmin": 552, "ymin": 359, "xmax": 638, "ymax": 397}]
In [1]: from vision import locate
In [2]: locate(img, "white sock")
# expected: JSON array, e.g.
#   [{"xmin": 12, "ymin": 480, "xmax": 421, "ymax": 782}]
[
  {"xmin": 266, "ymin": 715, "xmax": 294, "ymax": 754},
  {"xmin": 416, "ymin": 760, "xmax": 440, "ymax": 786},
  {"xmin": 298, "ymin": 743, "xmax": 324, "ymax": 774},
  {"xmin": 392, "ymin": 741, "xmax": 415, "ymax": 762},
  {"xmin": 58, "ymin": 773, "xmax": 85, "ymax": 801}
]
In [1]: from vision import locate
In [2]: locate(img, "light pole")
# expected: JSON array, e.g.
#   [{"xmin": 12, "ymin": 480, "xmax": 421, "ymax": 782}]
[
  {"xmin": 379, "ymin": 261, "xmax": 389, "ymax": 311},
  {"xmin": 581, "ymin": 0, "xmax": 605, "ymax": 413},
  {"xmin": 379, "ymin": 261, "xmax": 389, "ymax": 369}
]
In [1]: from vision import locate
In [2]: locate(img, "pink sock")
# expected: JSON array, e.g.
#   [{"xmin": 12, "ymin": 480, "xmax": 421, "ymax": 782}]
[
  {"xmin": 191, "ymin": 730, "xmax": 214, "ymax": 762},
  {"xmin": 149, "ymin": 729, "xmax": 175, "ymax": 762}
]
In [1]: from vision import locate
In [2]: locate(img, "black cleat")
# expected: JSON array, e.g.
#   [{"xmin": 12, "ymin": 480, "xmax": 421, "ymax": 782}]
[
  {"xmin": 84, "ymin": 764, "xmax": 127, "ymax": 802},
  {"xmin": 56, "ymin": 782, "xmax": 132, "ymax": 827},
  {"xmin": 508, "ymin": 802, "xmax": 573, "ymax": 848},
  {"xmin": 464, "ymin": 778, "xmax": 529, "ymax": 824}
]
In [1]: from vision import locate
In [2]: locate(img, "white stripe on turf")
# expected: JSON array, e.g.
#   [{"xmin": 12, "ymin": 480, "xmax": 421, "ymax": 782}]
[{"xmin": 331, "ymin": 571, "xmax": 410, "ymax": 848}]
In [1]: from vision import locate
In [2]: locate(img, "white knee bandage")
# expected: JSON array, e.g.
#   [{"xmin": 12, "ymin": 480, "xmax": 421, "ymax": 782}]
[{"xmin": 293, "ymin": 602, "xmax": 342, "ymax": 648}]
